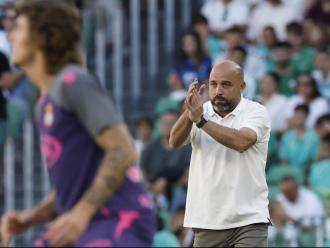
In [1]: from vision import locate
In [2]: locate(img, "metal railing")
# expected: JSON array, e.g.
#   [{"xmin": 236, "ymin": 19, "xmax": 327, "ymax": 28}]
[{"xmin": 2, "ymin": 120, "xmax": 50, "ymax": 246}]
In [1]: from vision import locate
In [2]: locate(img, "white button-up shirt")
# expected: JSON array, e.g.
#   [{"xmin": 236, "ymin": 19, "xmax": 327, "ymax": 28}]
[{"xmin": 184, "ymin": 98, "xmax": 271, "ymax": 229}]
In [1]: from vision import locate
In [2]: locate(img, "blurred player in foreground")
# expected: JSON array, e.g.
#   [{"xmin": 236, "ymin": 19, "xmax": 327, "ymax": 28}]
[
  {"xmin": 170, "ymin": 60, "xmax": 271, "ymax": 247},
  {"xmin": 0, "ymin": 0, "xmax": 155, "ymax": 246}
]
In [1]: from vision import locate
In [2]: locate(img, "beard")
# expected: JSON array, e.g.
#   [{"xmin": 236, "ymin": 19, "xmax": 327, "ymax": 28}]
[{"xmin": 211, "ymin": 96, "xmax": 237, "ymax": 113}]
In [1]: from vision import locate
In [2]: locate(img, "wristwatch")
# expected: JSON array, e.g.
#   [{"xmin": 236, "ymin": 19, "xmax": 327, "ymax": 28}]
[{"xmin": 196, "ymin": 113, "xmax": 209, "ymax": 128}]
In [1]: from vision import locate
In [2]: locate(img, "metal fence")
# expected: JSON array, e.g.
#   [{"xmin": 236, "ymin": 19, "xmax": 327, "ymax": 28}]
[
  {"xmin": 2, "ymin": 120, "xmax": 50, "ymax": 246},
  {"xmin": 85, "ymin": 0, "xmax": 203, "ymax": 120}
]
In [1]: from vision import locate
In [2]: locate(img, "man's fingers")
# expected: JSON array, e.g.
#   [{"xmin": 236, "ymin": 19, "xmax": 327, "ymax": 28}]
[
  {"xmin": 191, "ymin": 91, "xmax": 201, "ymax": 106},
  {"xmin": 187, "ymin": 79, "xmax": 199, "ymax": 94},
  {"xmin": 198, "ymin": 84, "xmax": 206, "ymax": 95},
  {"xmin": 185, "ymin": 92, "xmax": 193, "ymax": 105}
]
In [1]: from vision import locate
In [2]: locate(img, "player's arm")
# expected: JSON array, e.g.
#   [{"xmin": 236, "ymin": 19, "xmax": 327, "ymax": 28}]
[
  {"xmin": 19, "ymin": 190, "xmax": 57, "ymax": 225},
  {"xmin": 1, "ymin": 191, "xmax": 57, "ymax": 246},
  {"xmin": 73, "ymin": 123, "xmax": 137, "ymax": 218}
]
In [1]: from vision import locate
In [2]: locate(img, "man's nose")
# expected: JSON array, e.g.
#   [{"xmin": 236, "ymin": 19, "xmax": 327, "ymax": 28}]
[{"xmin": 215, "ymin": 86, "xmax": 224, "ymax": 96}]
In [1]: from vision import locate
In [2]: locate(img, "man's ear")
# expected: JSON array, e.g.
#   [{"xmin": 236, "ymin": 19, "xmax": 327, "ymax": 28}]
[{"xmin": 241, "ymin": 81, "xmax": 246, "ymax": 92}]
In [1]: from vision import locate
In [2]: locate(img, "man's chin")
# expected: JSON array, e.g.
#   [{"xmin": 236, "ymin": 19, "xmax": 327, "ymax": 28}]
[{"xmin": 213, "ymin": 104, "xmax": 230, "ymax": 113}]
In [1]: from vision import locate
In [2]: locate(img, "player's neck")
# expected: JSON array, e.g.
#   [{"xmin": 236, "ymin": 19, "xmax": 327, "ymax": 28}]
[{"xmin": 24, "ymin": 54, "xmax": 54, "ymax": 94}]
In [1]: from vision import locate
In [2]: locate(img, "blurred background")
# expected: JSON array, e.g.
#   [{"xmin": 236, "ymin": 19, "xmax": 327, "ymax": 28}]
[{"xmin": 0, "ymin": 0, "xmax": 330, "ymax": 246}]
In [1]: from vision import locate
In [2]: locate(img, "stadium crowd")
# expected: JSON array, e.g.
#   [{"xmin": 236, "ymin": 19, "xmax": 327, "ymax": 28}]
[{"xmin": 0, "ymin": 0, "xmax": 330, "ymax": 247}]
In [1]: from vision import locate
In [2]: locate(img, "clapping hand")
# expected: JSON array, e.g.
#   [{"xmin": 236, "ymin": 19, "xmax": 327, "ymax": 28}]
[{"xmin": 185, "ymin": 79, "xmax": 206, "ymax": 123}]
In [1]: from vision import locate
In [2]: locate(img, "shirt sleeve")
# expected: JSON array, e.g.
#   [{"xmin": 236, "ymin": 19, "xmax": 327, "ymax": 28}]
[
  {"xmin": 60, "ymin": 69, "xmax": 122, "ymax": 137},
  {"xmin": 241, "ymin": 105, "xmax": 271, "ymax": 142}
]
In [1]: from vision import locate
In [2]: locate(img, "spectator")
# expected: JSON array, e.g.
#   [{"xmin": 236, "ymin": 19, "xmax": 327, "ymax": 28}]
[
  {"xmin": 140, "ymin": 110, "xmax": 191, "ymax": 206},
  {"xmin": 0, "ymin": 2, "xmax": 38, "ymax": 138},
  {"xmin": 0, "ymin": 2, "xmax": 16, "ymax": 58},
  {"xmin": 0, "ymin": 50, "xmax": 9, "ymax": 142},
  {"xmin": 226, "ymin": 45, "xmax": 256, "ymax": 99},
  {"xmin": 284, "ymin": 73, "xmax": 330, "ymax": 129},
  {"xmin": 315, "ymin": 114, "xmax": 330, "ymax": 139},
  {"xmin": 309, "ymin": 134, "xmax": 330, "ymax": 198},
  {"xmin": 214, "ymin": 26, "xmax": 266, "ymax": 80},
  {"xmin": 279, "ymin": 104, "xmax": 320, "ymax": 168},
  {"xmin": 305, "ymin": 0, "xmax": 330, "ymax": 28},
  {"xmin": 268, "ymin": 200, "xmax": 293, "ymax": 247},
  {"xmin": 255, "ymin": 72, "xmax": 288, "ymax": 133},
  {"xmin": 282, "ymin": 0, "xmax": 313, "ymax": 19},
  {"xmin": 173, "ymin": 30, "xmax": 212, "ymax": 90},
  {"xmin": 134, "ymin": 115, "xmax": 154, "ymax": 166},
  {"xmin": 167, "ymin": 73, "xmax": 187, "ymax": 102},
  {"xmin": 201, "ymin": 0, "xmax": 249, "ymax": 38},
  {"xmin": 191, "ymin": 14, "xmax": 221, "ymax": 61},
  {"xmin": 286, "ymin": 21, "xmax": 316, "ymax": 74},
  {"xmin": 268, "ymin": 41, "xmax": 299, "ymax": 96},
  {"xmin": 312, "ymin": 49, "xmax": 330, "ymax": 100},
  {"xmin": 277, "ymin": 176, "xmax": 324, "ymax": 231},
  {"xmin": 152, "ymin": 214, "xmax": 180, "ymax": 247},
  {"xmin": 254, "ymin": 26, "xmax": 278, "ymax": 68},
  {"xmin": 304, "ymin": 20, "xmax": 329, "ymax": 50},
  {"xmin": 248, "ymin": 0, "xmax": 299, "ymax": 42},
  {"xmin": 171, "ymin": 205, "xmax": 193, "ymax": 247}
]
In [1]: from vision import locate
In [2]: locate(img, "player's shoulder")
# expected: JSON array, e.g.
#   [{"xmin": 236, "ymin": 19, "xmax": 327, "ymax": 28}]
[{"xmin": 56, "ymin": 63, "xmax": 98, "ymax": 87}]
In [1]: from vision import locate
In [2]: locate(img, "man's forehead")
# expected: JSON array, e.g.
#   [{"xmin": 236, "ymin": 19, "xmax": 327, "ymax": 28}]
[{"xmin": 210, "ymin": 68, "xmax": 241, "ymax": 82}]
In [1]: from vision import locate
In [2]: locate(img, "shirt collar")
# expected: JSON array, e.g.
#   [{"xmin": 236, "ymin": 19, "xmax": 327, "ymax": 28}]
[{"xmin": 206, "ymin": 97, "xmax": 246, "ymax": 118}]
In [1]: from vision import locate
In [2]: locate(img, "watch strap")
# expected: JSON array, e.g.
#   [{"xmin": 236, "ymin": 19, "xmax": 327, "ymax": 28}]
[{"xmin": 196, "ymin": 115, "xmax": 208, "ymax": 128}]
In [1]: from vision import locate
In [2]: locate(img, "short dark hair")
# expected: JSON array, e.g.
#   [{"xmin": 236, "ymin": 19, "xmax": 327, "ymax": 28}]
[
  {"xmin": 264, "ymin": 72, "xmax": 280, "ymax": 85},
  {"xmin": 294, "ymin": 104, "xmax": 309, "ymax": 115},
  {"xmin": 191, "ymin": 13, "xmax": 208, "ymax": 26},
  {"xmin": 286, "ymin": 21, "xmax": 303, "ymax": 36},
  {"xmin": 226, "ymin": 25, "xmax": 243, "ymax": 34},
  {"xmin": 232, "ymin": 45, "xmax": 247, "ymax": 57},
  {"xmin": 321, "ymin": 132, "xmax": 330, "ymax": 144},
  {"xmin": 316, "ymin": 113, "xmax": 330, "ymax": 127},
  {"xmin": 136, "ymin": 116, "xmax": 154, "ymax": 129},
  {"xmin": 161, "ymin": 109, "xmax": 180, "ymax": 117},
  {"xmin": 15, "ymin": 0, "xmax": 82, "ymax": 75},
  {"xmin": 274, "ymin": 41, "xmax": 292, "ymax": 49},
  {"xmin": 281, "ymin": 175, "xmax": 297, "ymax": 184},
  {"xmin": 316, "ymin": 48, "xmax": 329, "ymax": 56}
]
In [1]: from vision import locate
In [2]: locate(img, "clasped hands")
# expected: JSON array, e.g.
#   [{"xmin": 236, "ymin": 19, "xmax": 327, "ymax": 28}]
[{"xmin": 185, "ymin": 79, "xmax": 206, "ymax": 123}]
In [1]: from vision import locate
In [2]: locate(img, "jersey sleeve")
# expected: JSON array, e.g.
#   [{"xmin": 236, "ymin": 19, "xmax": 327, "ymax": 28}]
[
  {"xmin": 241, "ymin": 105, "xmax": 271, "ymax": 142},
  {"xmin": 60, "ymin": 69, "xmax": 122, "ymax": 137}
]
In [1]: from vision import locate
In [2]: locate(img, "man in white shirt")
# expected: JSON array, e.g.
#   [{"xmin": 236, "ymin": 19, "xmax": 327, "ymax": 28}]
[
  {"xmin": 248, "ymin": 0, "xmax": 299, "ymax": 42},
  {"xmin": 201, "ymin": 0, "xmax": 249, "ymax": 38},
  {"xmin": 169, "ymin": 60, "xmax": 271, "ymax": 247},
  {"xmin": 277, "ymin": 176, "xmax": 324, "ymax": 228}
]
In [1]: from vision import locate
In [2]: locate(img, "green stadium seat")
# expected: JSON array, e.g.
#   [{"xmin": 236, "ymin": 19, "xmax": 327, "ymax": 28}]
[{"xmin": 266, "ymin": 166, "xmax": 304, "ymax": 186}]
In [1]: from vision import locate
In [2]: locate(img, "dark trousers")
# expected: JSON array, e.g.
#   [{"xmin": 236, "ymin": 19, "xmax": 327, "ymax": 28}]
[{"xmin": 193, "ymin": 223, "xmax": 268, "ymax": 247}]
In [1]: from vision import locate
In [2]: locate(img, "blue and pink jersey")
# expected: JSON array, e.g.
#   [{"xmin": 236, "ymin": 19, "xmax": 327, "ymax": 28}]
[{"xmin": 35, "ymin": 64, "xmax": 155, "ymax": 247}]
